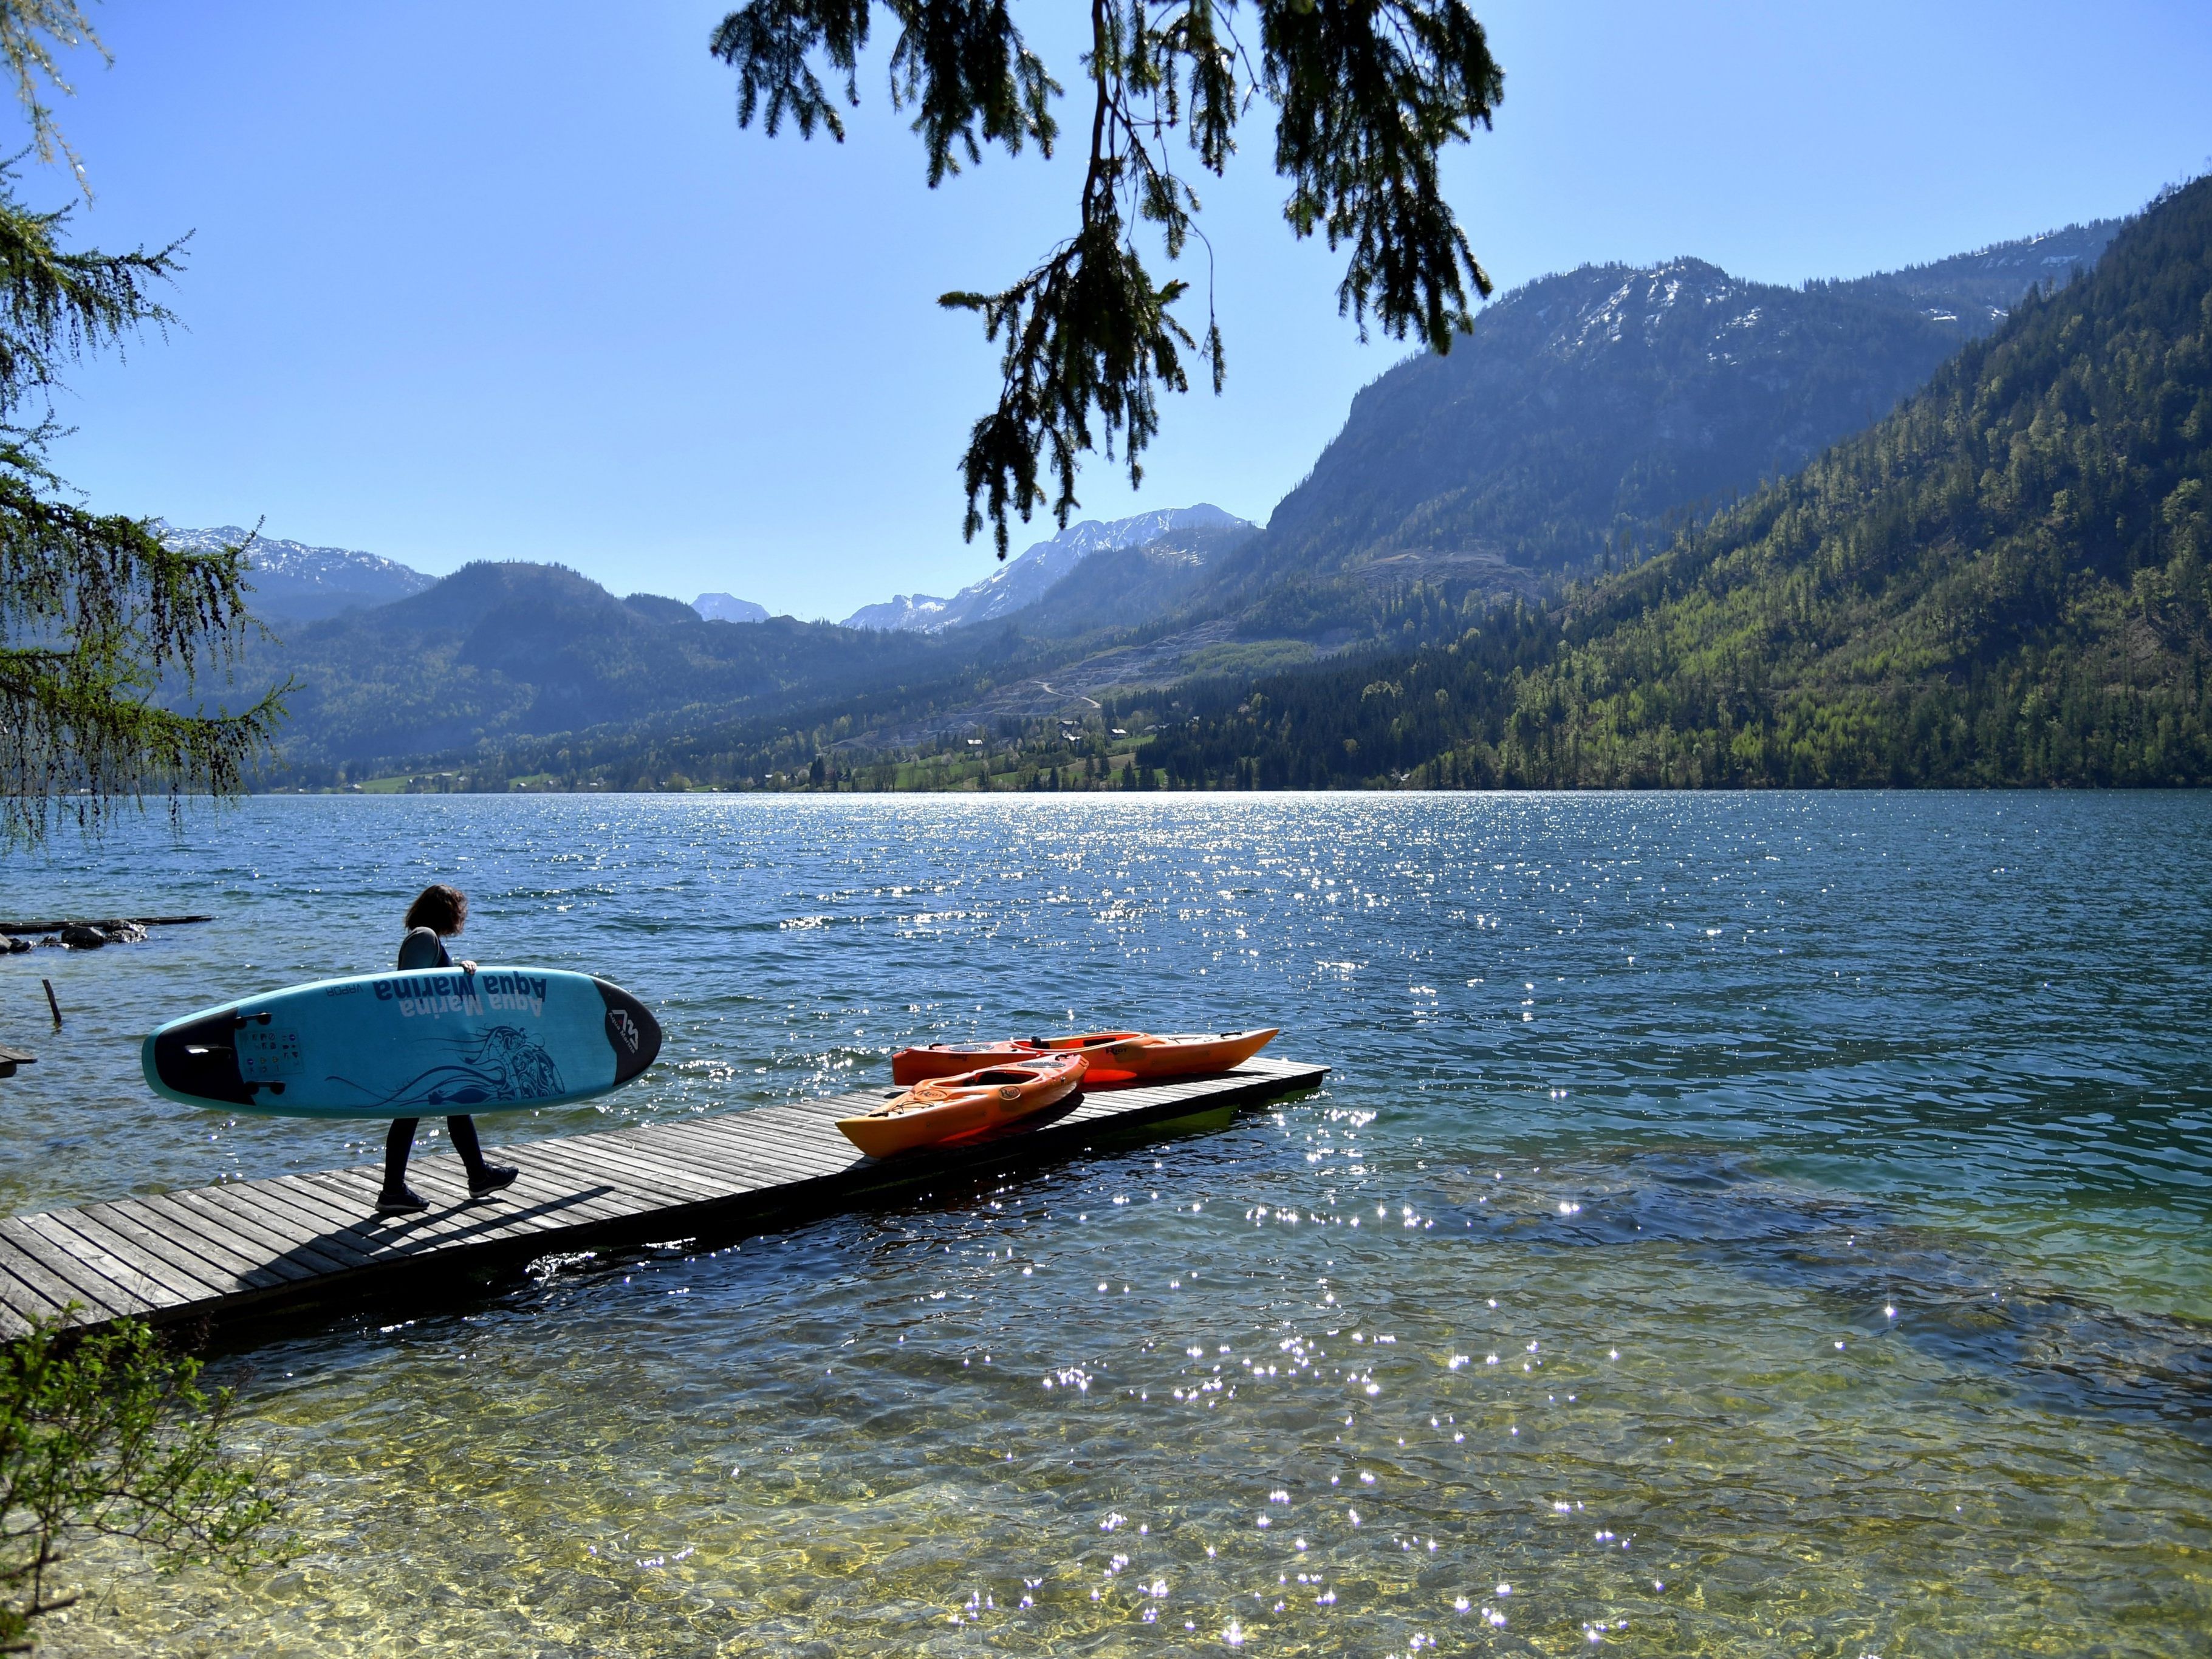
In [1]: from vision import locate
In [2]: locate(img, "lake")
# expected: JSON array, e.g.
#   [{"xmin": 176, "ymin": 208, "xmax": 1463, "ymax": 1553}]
[{"xmin": 9, "ymin": 792, "xmax": 2208, "ymax": 1656}]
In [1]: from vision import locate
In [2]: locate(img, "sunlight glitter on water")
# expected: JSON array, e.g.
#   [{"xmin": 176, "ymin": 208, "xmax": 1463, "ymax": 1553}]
[{"xmin": 2, "ymin": 792, "xmax": 2207, "ymax": 1655}]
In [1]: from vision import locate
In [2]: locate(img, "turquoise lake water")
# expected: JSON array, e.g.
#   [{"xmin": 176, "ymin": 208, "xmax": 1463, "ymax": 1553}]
[{"xmin": 4, "ymin": 792, "xmax": 2207, "ymax": 1656}]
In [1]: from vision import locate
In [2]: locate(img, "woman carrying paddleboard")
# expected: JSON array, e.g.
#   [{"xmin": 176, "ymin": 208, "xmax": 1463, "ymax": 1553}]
[{"xmin": 377, "ymin": 884, "xmax": 520, "ymax": 1215}]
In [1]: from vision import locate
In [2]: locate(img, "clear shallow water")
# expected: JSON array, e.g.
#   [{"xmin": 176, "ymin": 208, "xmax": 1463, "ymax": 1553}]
[{"xmin": 4, "ymin": 793, "xmax": 2207, "ymax": 1656}]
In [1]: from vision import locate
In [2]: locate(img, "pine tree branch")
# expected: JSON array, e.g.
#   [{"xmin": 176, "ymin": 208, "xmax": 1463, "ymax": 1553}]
[{"xmin": 711, "ymin": 0, "xmax": 1502, "ymax": 556}]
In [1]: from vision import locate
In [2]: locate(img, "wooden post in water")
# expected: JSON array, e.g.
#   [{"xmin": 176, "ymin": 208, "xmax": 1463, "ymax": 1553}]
[{"xmin": 41, "ymin": 978, "xmax": 60, "ymax": 1028}]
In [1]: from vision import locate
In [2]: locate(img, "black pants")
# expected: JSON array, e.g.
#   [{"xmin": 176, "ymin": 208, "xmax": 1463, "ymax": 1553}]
[{"xmin": 383, "ymin": 1115, "xmax": 491, "ymax": 1192}]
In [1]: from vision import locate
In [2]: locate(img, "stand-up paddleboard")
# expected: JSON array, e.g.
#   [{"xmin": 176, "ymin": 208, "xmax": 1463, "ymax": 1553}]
[{"xmin": 142, "ymin": 966, "xmax": 661, "ymax": 1118}]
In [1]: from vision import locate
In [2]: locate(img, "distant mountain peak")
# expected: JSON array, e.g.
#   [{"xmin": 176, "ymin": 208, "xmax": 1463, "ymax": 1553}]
[
  {"xmin": 841, "ymin": 593, "xmax": 951, "ymax": 632},
  {"xmin": 156, "ymin": 522, "xmax": 435, "ymax": 623},
  {"xmin": 840, "ymin": 504, "xmax": 1253, "ymax": 632},
  {"xmin": 693, "ymin": 592, "xmax": 769, "ymax": 623}
]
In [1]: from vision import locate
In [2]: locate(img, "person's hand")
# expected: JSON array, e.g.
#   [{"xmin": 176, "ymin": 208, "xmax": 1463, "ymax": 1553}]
[{"xmin": 459, "ymin": 959, "xmax": 478, "ymax": 974}]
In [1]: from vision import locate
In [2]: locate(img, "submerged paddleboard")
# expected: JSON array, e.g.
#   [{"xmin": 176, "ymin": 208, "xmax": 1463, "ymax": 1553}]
[{"xmin": 142, "ymin": 965, "xmax": 661, "ymax": 1118}]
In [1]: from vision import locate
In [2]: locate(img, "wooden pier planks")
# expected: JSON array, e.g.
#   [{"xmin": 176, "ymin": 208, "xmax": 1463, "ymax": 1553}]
[{"xmin": 0, "ymin": 1056, "xmax": 1327, "ymax": 1338}]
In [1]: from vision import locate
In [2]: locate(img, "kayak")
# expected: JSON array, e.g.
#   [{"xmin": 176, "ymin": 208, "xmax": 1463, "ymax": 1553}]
[
  {"xmin": 837, "ymin": 1050, "xmax": 1088, "ymax": 1158},
  {"xmin": 891, "ymin": 1027, "xmax": 1279, "ymax": 1087}
]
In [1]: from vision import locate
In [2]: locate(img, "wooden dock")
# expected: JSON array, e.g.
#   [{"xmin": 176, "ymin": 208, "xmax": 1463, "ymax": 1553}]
[{"xmin": 0, "ymin": 1057, "xmax": 1327, "ymax": 1339}]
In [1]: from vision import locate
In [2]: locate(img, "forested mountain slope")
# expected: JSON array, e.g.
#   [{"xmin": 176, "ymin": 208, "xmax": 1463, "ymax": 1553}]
[
  {"xmin": 1144, "ymin": 182, "xmax": 2210, "ymax": 788},
  {"xmin": 253, "ymin": 562, "xmax": 974, "ymax": 768}
]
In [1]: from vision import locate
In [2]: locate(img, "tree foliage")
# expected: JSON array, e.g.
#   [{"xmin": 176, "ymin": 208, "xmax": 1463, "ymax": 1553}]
[
  {"xmin": 0, "ymin": 159, "xmax": 286, "ymax": 846},
  {"xmin": 711, "ymin": 0, "xmax": 1502, "ymax": 555},
  {"xmin": 0, "ymin": 1314, "xmax": 282, "ymax": 1652},
  {"xmin": 0, "ymin": 1, "xmax": 101, "ymax": 198}
]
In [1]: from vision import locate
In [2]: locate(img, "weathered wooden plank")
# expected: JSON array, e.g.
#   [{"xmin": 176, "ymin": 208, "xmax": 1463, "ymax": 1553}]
[
  {"xmin": 179, "ymin": 1182, "xmax": 392, "ymax": 1272},
  {"xmin": 282, "ymin": 1170, "xmax": 624, "ymax": 1258},
  {"xmin": 518, "ymin": 1136, "xmax": 746, "ymax": 1205},
  {"xmin": 0, "ymin": 1242, "xmax": 82, "ymax": 1323},
  {"xmin": 570, "ymin": 1124, "xmax": 824, "ymax": 1195},
  {"xmin": 91, "ymin": 1198, "xmax": 309, "ymax": 1291},
  {"xmin": 0, "ymin": 1221, "xmax": 140, "ymax": 1319},
  {"xmin": 665, "ymin": 1114, "xmax": 849, "ymax": 1170},
  {"xmin": 199, "ymin": 1180, "xmax": 398, "ymax": 1264},
  {"xmin": 635, "ymin": 1125, "xmax": 834, "ymax": 1192},
  {"xmin": 678, "ymin": 1115, "xmax": 858, "ymax": 1176},
  {"xmin": 728, "ymin": 1101, "xmax": 877, "ymax": 1141},
  {"xmin": 45, "ymin": 1208, "xmax": 236, "ymax": 1304},
  {"xmin": 473, "ymin": 1168, "xmax": 660, "ymax": 1232},
  {"xmin": 7, "ymin": 1214, "xmax": 180, "ymax": 1315},
  {"xmin": 0, "ymin": 914, "xmax": 213, "ymax": 934}
]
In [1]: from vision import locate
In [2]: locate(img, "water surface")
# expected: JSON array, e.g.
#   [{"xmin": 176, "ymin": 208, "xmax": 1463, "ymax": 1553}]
[{"xmin": 6, "ymin": 792, "xmax": 2205, "ymax": 1655}]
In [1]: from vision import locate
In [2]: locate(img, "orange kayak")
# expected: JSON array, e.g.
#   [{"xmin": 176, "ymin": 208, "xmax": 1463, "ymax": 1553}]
[
  {"xmin": 837, "ymin": 1050, "xmax": 1087, "ymax": 1158},
  {"xmin": 891, "ymin": 1028, "xmax": 1278, "ymax": 1087}
]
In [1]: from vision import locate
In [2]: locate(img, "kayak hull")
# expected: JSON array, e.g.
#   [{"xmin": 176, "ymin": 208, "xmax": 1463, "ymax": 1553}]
[
  {"xmin": 837, "ymin": 1051, "xmax": 1087, "ymax": 1158},
  {"xmin": 890, "ymin": 1027, "xmax": 1279, "ymax": 1087}
]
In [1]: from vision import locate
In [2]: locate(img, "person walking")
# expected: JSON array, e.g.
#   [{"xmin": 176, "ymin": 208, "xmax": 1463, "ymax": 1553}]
[{"xmin": 376, "ymin": 883, "xmax": 519, "ymax": 1215}]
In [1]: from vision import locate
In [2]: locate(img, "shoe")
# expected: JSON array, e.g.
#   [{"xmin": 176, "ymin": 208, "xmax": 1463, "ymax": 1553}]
[
  {"xmin": 468, "ymin": 1163, "xmax": 519, "ymax": 1197},
  {"xmin": 375, "ymin": 1186, "xmax": 430, "ymax": 1215}
]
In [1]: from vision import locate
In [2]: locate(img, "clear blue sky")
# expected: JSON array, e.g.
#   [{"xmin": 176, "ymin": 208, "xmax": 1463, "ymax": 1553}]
[{"xmin": 22, "ymin": 1, "xmax": 2212, "ymax": 618}]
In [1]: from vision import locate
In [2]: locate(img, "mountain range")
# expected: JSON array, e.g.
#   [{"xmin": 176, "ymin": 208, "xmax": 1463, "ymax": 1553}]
[
  {"xmin": 181, "ymin": 207, "xmax": 2155, "ymax": 785},
  {"xmin": 839, "ymin": 504, "xmax": 1253, "ymax": 632},
  {"xmin": 156, "ymin": 524, "xmax": 434, "ymax": 623}
]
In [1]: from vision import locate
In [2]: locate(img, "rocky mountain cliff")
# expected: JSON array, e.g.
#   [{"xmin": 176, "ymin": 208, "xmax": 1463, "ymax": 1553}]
[{"xmin": 1200, "ymin": 221, "xmax": 2120, "ymax": 623}]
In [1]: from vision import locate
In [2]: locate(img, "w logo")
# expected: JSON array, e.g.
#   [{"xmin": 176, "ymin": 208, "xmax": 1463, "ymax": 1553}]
[{"xmin": 609, "ymin": 1008, "xmax": 641, "ymax": 1053}]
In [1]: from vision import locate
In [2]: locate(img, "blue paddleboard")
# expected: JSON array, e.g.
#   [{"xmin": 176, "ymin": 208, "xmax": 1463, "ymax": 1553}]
[{"xmin": 142, "ymin": 965, "xmax": 662, "ymax": 1119}]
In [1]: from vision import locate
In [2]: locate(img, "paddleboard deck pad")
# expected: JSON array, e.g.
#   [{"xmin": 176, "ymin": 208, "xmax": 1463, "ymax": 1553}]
[{"xmin": 143, "ymin": 966, "xmax": 662, "ymax": 1118}]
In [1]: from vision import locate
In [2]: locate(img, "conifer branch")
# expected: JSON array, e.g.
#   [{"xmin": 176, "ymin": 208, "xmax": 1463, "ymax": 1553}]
[{"xmin": 713, "ymin": 0, "xmax": 1503, "ymax": 557}]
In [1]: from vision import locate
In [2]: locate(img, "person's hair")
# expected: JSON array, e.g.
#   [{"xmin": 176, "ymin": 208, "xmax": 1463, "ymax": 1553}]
[{"xmin": 403, "ymin": 883, "xmax": 467, "ymax": 936}]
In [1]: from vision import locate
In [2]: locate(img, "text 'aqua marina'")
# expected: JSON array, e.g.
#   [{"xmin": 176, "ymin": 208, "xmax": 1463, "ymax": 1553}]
[{"xmin": 372, "ymin": 971, "xmax": 550, "ymax": 1018}]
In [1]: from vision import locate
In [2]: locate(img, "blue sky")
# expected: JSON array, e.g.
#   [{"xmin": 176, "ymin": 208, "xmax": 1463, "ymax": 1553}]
[{"xmin": 21, "ymin": 1, "xmax": 2212, "ymax": 618}]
